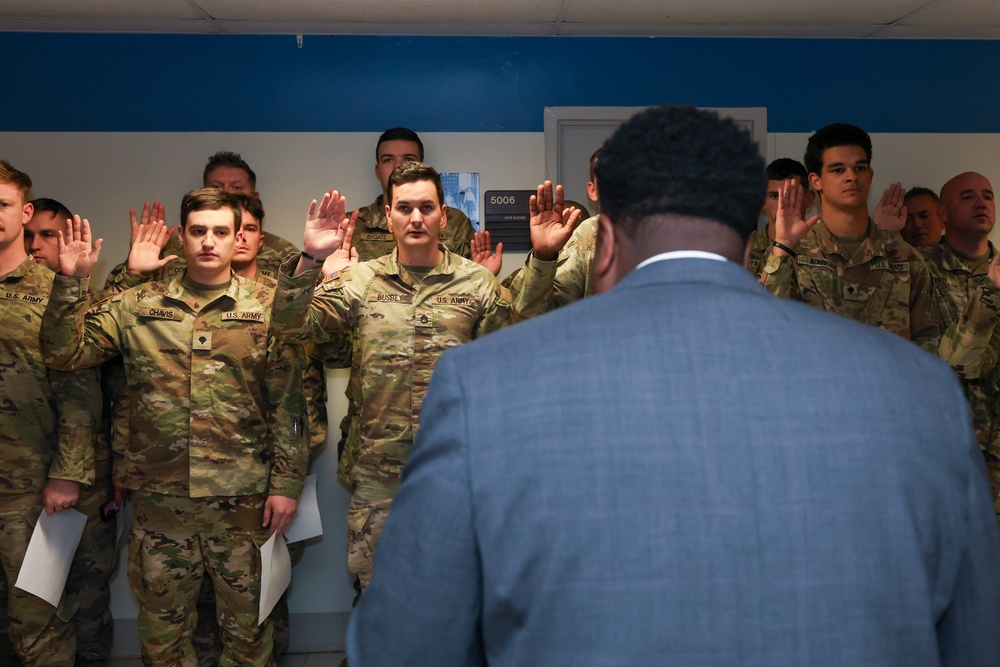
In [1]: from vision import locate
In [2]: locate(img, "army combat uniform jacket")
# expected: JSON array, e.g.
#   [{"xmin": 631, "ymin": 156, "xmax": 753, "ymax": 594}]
[
  {"xmin": 760, "ymin": 220, "xmax": 940, "ymax": 352},
  {"xmin": 0, "ymin": 256, "xmax": 96, "ymax": 494},
  {"xmin": 351, "ymin": 196, "xmax": 475, "ymax": 261},
  {"xmin": 273, "ymin": 247, "xmax": 552, "ymax": 481},
  {"xmin": 931, "ymin": 242, "xmax": 1000, "ymax": 451},
  {"xmin": 41, "ymin": 272, "xmax": 306, "ymax": 499}
]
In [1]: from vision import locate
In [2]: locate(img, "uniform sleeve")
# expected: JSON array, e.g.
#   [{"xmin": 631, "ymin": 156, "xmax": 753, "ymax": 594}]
[
  {"xmin": 908, "ymin": 256, "xmax": 943, "ymax": 353},
  {"xmin": 265, "ymin": 335, "xmax": 308, "ymax": 498},
  {"xmin": 41, "ymin": 274, "xmax": 124, "ymax": 371},
  {"xmin": 346, "ymin": 351, "xmax": 485, "ymax": 666},
  {"xmin": 507, "ymin": 252, "xmax": 558, "ymax": 322},
  {"xmin": 102, "ymin": 260, "xmax": 149, "ymax": 294},
  {"xmin": 759, "ymin": 252, "xmax": 801, "ymax": 300},
  {"xmin": 301, "ymin": 341, "xmax": 329, "ymax": 466},
  {"xmin": 271, "ymin": 255, "xmax": 358, "ymax": 343},
  {"xmin": 475, "ymin": 277, "xmax": 515, "ymax": 338},
  {"xmin": 46, "ymin": 366, "xmax": 99, "ymax": 486},
  {"xmin": 938, "ymin": 284, "xmax": 1000, "ymax": 380}
]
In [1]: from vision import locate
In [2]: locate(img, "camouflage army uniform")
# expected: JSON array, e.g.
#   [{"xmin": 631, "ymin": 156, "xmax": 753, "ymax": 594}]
[
  {"xmin": 759, "ymin": 219, "xmax": 940, "ymax": 351},
  {"xmin": 330, "ymin": 199, "xmax": 475, "ymax": 491},
  {"xmin": 746, "ymin": 227, "xmax": 771, "ymax": 279},
  {"xmin": 41, "ymin": 271, "xmax": 307, "ymax": 667},
  {"xmin": 351, "ymin": 196, "xmax": 474, "ymax": 261},
  {"xmin": 0, "ymin": 256, "xmax": 96, "ymax": 667},
  {"xmin": 273, "ymin": 247, "xmax": 552, "ymax": 589},
  {"xmin": 502, "ymin": 214, "xmax": 598, "ymax": 315},
  {"xmin": 931, "ymin": 241, "xmax": 1000, "ymax": 518}
]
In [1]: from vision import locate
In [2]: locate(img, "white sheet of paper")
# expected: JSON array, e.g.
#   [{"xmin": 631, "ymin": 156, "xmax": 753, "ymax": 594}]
[
  {"xmin": 258, "ymin": 532, "xmax": 292, "ymax": 626},
  {"xmin": 15, "ymin": 508, "xmax": 88, "ymax": 606},
  {"xmin": 283, "ymin": 474, "xmax": 322, "ymax": 544}
]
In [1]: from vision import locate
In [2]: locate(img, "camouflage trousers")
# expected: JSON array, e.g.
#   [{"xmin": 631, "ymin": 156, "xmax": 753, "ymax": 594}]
[
  {"xmin": 193, "ymin": 540, "xmax": 303, "ymax": 667},
  {"xmin": 0, "ymin": 493, "xmax": 76, "ymax": 666},
  {"xmin": 65, "ymin": 460, "xmax": 118, "ymax": 664},
  {"xmin": 128, "ymin": 491, "xmax": 274, "ymax": 667},
  {"xmin": 346, "ymin": 476, "xmax": 400, "ymax": 592}
]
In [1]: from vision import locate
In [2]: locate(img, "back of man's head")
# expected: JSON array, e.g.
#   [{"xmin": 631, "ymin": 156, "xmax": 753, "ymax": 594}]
[
  {"xmin": 377, "ymin": 128, "xmax": 425, "ymax": 162},
  {"xmin": 180, "ymin": 188, "xmax": 243, "ymax": 230},
  {"xmin": 766, "ymin": 158, "xmax": 809, "ymax": 188},
  {"xmin": 803, "ymin": 123, "xmax": 872, "ymax": 176},
  {"xmin": 595, "ymin": 105, "xmax": 764, "ymax": 241}
]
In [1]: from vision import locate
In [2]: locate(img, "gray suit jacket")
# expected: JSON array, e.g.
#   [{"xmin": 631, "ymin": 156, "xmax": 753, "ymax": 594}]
[{"xmin": 348, "ymin": 257, "xmax": 1000, "ymax": 666}]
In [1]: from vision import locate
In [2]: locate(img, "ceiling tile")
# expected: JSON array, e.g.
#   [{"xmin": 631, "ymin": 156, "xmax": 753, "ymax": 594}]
[
  {"xmin": 562, "ymin": 0, "xmax": 929, "ymax": 26},
  {"xmin": 198, "ymin": 0, "xmax": 560, "ymax": 24},
  {"xmin": 0, "ymin": 0, "xmax": 202, "ymax": 20}
]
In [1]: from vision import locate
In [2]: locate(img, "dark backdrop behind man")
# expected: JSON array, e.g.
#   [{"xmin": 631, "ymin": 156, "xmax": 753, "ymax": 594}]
[{"xmin": 347, "ymin": 106, "xmax": 1000, "ymax": 666}]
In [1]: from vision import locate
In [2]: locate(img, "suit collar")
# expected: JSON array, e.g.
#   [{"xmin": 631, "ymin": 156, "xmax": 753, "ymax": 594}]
[{"xmin": 615, "ymin": 256, "xmax": 763, "ymax": 296}]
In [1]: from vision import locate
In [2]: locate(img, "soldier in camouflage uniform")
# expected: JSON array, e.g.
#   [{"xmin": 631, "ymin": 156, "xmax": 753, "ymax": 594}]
[
  {"xmin": 41, "ymin": 189, "xmax": 307, "ymax": 667},
  {"xmin": 272, "ymin": 164, "xmax": 574, "ymax": 593},
  {"xmin": 0, "ymin": 161, "xmax": 97, "ymax": 667},
  {"xmin": 20, "ymin": 196, "xmax": 120, "ymax": 666},
  {"xmin": 747, "ymin": 159, "xmax": 814, "ymax": 278},
  {"xmin": 759, "ymin": 123, "xmax": 940, "ymax": 351},
  {"xmin": 927, "ymin": 172, "xmax": 1000, "ymax": 519}
]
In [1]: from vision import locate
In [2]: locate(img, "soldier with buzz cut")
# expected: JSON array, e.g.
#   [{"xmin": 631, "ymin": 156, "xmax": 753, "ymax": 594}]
[
  {"xmin": 929, "ymin": 171, "xmax": 1000, "ymax": 519},
  {"xmin": 40, "ymin": 188, "xmax": 307, "ymax": 666},
  {"xmin": 272, "ymin": 162, "xmax": 574, "ymax": 596},
  {"xmin": 0, "ymin": 161, "xmax": 97, "ymax": 667},
  {"xmin": 759, "ymin": 122, "xmax": 940, "ymax": 351}
]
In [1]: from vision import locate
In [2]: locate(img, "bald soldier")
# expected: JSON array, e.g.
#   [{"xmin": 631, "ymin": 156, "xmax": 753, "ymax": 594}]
[
  {"xmin": 272, "ymin": 163, "xmax": 575, "ymax": 595},
  {"xmin": 930, "ymin": 172, "xmax": 1000, "ymax": 518},
  {"xmin": 41, "ymin": 189, "xmax": 307, "ymax": 665}
]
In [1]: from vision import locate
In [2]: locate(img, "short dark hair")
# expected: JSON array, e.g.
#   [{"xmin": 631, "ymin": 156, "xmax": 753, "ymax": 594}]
[
  {"xmin": 905, "ymin": 186, "xmax": 940, "ymax": 203},
  {"xmin": 803, "ymin": 123, "xmax": 872, "ymax": 176},
  {"xmin": 376, "ymin": 128, "xmax": 424, "ymax": 162},
  {"xmin": 232, "ymin": 194, "xmax": 265, "ymax": 227},
  {"xmin": 589, "ymin": 147, "xmax": 602, "ymax": 184},
  {"xmin": 180, "ymin": 188, "xmax": 242, "ymax": 231},
  {"xmin": 203, "ymin": 151, "xmax": 256, "ymax": 190},
  {"xmin": 766, "ymin": 158, "xmax": 809, "ymax": 189},
  {"xmin": 595, "ymin": 105, "xmax": 765, "ymax": 240},
  {"xmin": 29, "ymin": 197, "xmax": 72, "ymax": 223},
  {"xmin": 386, "ymin": 162, "xmax": 444, "ymax": 207},
  {"xmin": 0, "ymin": 160, "xmax": 32, "ymax": 200}
]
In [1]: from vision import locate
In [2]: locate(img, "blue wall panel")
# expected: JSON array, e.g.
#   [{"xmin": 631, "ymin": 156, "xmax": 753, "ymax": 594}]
[{"xmin": 2, "ymin": 33, "xmax": 996, "ymax": 132}]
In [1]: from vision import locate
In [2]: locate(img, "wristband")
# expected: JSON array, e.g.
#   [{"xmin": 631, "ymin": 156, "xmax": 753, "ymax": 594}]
[
  {"xmin": 300, "ymin": 250, "xmax": 328, "ymax": 264},
  {"xmin": 771, "ymin": 241, "xmax": 797, "ymax": 258}
]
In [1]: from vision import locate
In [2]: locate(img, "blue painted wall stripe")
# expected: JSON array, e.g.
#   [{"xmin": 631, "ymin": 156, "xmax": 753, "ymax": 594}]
[{"xmin": 3, "ymin": 33, "xmax": 997, "ymax": 133}]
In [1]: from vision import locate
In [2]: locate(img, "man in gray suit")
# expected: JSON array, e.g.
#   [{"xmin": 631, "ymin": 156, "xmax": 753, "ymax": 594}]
[{"xmin": 347, "ymin": 105, "xmax": 1000, "ymax": 666}]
